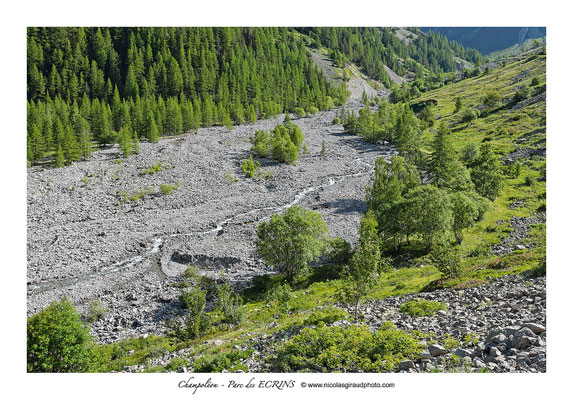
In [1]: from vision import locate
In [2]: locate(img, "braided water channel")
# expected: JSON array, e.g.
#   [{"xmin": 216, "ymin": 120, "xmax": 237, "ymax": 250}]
[{"xmin": 27, "ymin": 154, "xmax": 391, "ymax": 296}]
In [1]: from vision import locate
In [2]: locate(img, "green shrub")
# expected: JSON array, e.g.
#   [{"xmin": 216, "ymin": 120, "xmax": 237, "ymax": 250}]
[
  {"xmin": 118, "ymin": 187, "xmax": 153, "ymax": 202},
  {"xmin": 496, "ymin": 126, "xmax": 509, "ymax": 135},
  {"xmin": 487, "ymin": 259, "xmax": 506, "ymax": 269},
  {"xmin": 293, "ymin": 107, "xmax": 306, "ymax": 118},
  {"xmin": 273, "ymin": 323, "xmax": 422, "ymax": 372},
  {"xmin": 303, "ymin": 308, "xmax": 349, "ymax": 326},
  {"xmin": 327, "ymin": 236, "xmax": 352, "ymax": 265},
  {"xmin": 530, "ymin": 76, "xmax": 541, "ymax": 86},
  {"xmin": 461, "ymin": 108, "xmax": 480, "ymax": 123},
  {"xmin": 463, "ymin": 332, "xmax": 480, "ymax": 346},
  {"xmin": 165, "ymin": 357, "xmax": 188, "ymax": 372},
  {"xmin": 192, "ymin": 349, "xmax": 253, "ymax": 372},
  {"xmin": 266, "ymin": 283, "xmax": 296, "ymax": 314},
  {"xmin": 524, "ymin": 175, "xmax": 535, "ymax": 186},
  {"xmin": 251, "ymin": 130, "xmax": 271, "ymax": 158},
  {"xmin": 332, "ymin": 117, "xmax": 341, "ymax": 125},
  {"xmin": 460, "ymin": 142, "xmax": 480, "ymax": 166},
  {"xmin": 215, "ymin": 283, "xmax": 246, "ymax": 325},
  {"xmin": 481, "ymin": 90, "xmax": 502, "ymax": 107},
  {"xmin": 442, "ymin": 333, "xmax": 461, "ymax": 350},
  {"xmin": 86, "ymin": 298, "xmax": 107, "ymax": 323},
  {"xmin": 271, "ymin": 124, "xmax": 299, "ymax": 164},
  {"xmin": 160, "ymin": 181, "xmax": 180, "ymax": 195},
  {"xmin": 169, "ymin": 288, "xmax": 212, "ymax": 340},
  {"xmin": 307, "ymin": 106, "xmax": 319, "ymax": 115},
  {"xmin": 503, "ymin": 161, "xmax": 522, "ymax": 178},
  {"xmin": 141, "ymin": 162, "xmax": 164, "ymax": 175},
  {"xmin": 513, "ymin": 84, "xmax": 532, "ymax": 102},
  {"xmin": 430, "ymin": 246, "xmax": 463, "ymax": 279},
  {"xmin": 27, "ymin": 298, "xmax": 99, "ymax": 372},
  {"xmin": 400, "ymin": 299, "xmax": 448, "ymax": 317},
  {"xmin": 240, "ymin": 155, "xmax": 260, "ymax": 178}
]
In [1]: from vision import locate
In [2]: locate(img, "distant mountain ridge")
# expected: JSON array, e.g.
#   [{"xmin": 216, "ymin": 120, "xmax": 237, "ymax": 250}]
[{"xmin": 420, "ymin": 27, "xmax": 546, "ymax": 56}]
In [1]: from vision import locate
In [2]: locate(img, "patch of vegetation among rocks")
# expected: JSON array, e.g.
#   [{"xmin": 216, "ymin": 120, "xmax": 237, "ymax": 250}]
[
  {"xmin": 272, "ymin": 322, "xmax": 422, "ymax": 372},
  {"xmin": 302, "ymin": 307, "xmax": 349, "ymax": 326},
  {"xmin": 160, "ymin": 181, "xmax": 180, "ymax": 195},
  {"xmin": 400, "ymin": 299, "xmax": 448, "ymax": 317},
  {"xmin": 192, "ymin": 349, "xmax": 253, "ymax": 372},
  {"xmin": 117, "ymin": 187, "xmax": 153, "ymax": 203},
  {"xmin": 140, "ymin": 162, "xmax": 167, "ymax": 176}
]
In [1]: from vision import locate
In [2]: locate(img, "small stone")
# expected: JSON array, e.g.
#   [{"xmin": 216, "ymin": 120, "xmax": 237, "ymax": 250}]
[{"xmin": 419, "ymin": 351, "xmax": 431, "ymax": 360}]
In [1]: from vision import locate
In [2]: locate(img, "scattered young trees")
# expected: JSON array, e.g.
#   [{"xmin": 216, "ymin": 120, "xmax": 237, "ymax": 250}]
[{"xmin": 250, "ymin": 122, "xmax": 305, "ymax": 165}]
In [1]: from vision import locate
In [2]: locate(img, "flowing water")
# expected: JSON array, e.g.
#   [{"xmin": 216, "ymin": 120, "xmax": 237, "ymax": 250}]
[{"xmin": 28, "ymin": 155, "xmax": 391, "ymax": 295}]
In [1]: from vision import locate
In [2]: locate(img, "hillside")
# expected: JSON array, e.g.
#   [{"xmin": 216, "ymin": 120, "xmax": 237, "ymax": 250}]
[
  {"xmin": 27, "ymin": 28, "xmax": 546, "ymax": 375},
  {"xmin": 421, "ymin": 27, "xmax": 546, "ymax": 57}
]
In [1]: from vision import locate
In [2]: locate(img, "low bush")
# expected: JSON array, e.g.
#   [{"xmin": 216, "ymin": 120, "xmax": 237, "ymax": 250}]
[
  {"xmin": 86, "ymin": 298, "xmax": 107, "ymax": 323},
  {"xmin": 240, "ymin": 155, "xmax": 260, "ymax": 178},
  {"xmin": 399, "ymin": 299, "xmax": 448, "ymax": 317},
  {"xmin": 251, "ymin": 130, "xmax": 270, "ymax": 158},
  {"xmin": 215, "ymin": 283, "xmax": 246, "ymax": 325},
  {"xmin": 513, "ymin": 85, "xmax": 532, "ymax": 102},
  {"xmin": 430, "ymin": 246, "xmax": 463, "ymax": 279},
  {"xmin": 160, "ymin": 181, "xmax": 180, "ymax": 195},
  {"xmin": 118, "ymin": 187, "xmax": 153, "ymax": 202},
  {"xmin": 140, "ymin": 162, "xmax": 164, "ymax": 175},
  {"xmin": 266, "ymin": 283, "xmax": 296, "ymax": 314},
  {"xmin": 293, "ymin": 107, "xmax": 306, "ymax": 118},
  {"xmin": 272, "ymin": 323, "xmax": 422, "ymax": 372},
  {"xmin": 303, "ymin": 307, "xmax": 349, "ymax": 326},
  {"xmin": 168, "ymin": 288, "xmax": 212, "ymax": 340},
  {"xmin": 461, "ymin": 108, "xmax": 480, "ymax": 124},
  {"xmin": 192, "ymin": 349, "xmax": 253, "ymax": 372}
]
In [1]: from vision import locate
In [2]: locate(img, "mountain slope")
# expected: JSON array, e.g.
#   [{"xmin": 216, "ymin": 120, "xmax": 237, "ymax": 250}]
[{"xmin": 421, "ymin": 27, "xmax": 546, "ymax": 56}]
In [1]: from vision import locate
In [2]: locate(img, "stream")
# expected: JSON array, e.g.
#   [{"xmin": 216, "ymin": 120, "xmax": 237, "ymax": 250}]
[{"xmin": 27, "ymin": 154, "xmax": 392, "ymax": 296}]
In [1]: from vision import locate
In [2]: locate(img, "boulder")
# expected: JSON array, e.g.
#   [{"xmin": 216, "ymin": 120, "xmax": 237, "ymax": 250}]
[{"xmin": 428, "ymin": 344, "xmax": 448, "ymax": 357}]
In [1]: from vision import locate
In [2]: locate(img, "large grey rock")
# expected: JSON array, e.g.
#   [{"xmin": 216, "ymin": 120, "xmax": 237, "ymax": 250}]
[
  {"xmin": 511, "ymin": 327, "xmax": 536, "ymax": 350},
  {"xmin": 454, "ymin": 348, "xmax": 472, "ymax": 358},
  {"xmin": 428, "ymin": 344, "xmax": 448, "ymax": 357},
  {"xmin": 399, "ymin": 360, "xmax": 415, "ymax": 370},
  {"xmin": 523, "ymin": 322, "xmax": 545, "ymax": 334}
]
